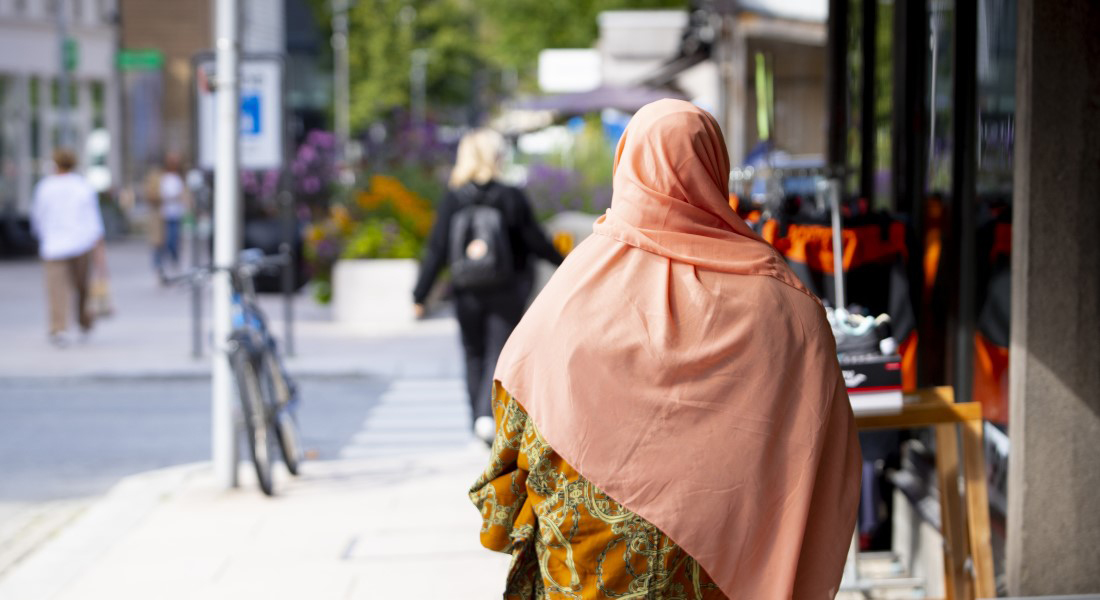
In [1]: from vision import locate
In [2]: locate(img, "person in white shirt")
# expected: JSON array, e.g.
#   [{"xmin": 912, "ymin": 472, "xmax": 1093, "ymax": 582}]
[
  {"xmin": 152, "ymin": 154, "xmax": 188, "ymax": 278},
  {"xmin": 30, "ymin": 148, "xmax": 105, "ymax": 346}
]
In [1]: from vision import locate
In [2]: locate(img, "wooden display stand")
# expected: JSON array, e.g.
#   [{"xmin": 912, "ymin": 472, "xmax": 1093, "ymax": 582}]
[{"xmin": 854, "ymin": 386, "xmax": 996, "ymax": 600}]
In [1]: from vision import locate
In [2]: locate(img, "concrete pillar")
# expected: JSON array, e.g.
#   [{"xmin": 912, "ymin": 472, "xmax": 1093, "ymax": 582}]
[
  {"xmin": 1006, "ymin": 0, "xmax": 1100, "ymax": 596},
  {"xmin": 76, "ymin": 79, "xmax": 93, "ymax": 164},
  {"xmin": 13, "ymin": 76, "xmax": 33, "ymax": 213},
  {"xmin": 714, "ymin": 11, "xmax": 746, "ymax": 168},
  {"xmin": 105, "ymin": 72, "xmax": 122, "ymax": 192},
  {"xmin": 35, "ymin": 76, "xmax": 52, "ymax": 177},
  {"xmin": 727, "ymin": 25, "xmax": 746, "ymax": 168}
]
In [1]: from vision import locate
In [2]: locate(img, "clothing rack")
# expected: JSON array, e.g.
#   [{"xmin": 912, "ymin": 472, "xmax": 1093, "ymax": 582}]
[
  {"xmin": 730, "ymin": 166, "xmax": 849, "ymax": 310},
  {"xmin": 729, "ymin": 165, "xmax": 853, "ymax": 220}
]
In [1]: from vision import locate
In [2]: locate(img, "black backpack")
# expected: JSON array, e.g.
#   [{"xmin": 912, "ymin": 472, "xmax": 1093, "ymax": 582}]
[{"xmin": 448, "ymin": 183, "xmax": 514, "ymax": 290}]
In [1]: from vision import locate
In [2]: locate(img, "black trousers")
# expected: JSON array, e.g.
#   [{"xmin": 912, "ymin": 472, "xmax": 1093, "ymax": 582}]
[{"xmin": 454, "ymin": 277, "xmax": 531, "ymax": 424}]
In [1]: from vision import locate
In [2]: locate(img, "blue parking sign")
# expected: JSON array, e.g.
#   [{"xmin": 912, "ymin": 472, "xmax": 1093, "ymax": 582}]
[
  {"xmin": 240, "ymin": 94, "xmax": 261, "ymax": 134},
  {"xmin": 196, "ymin": 55, "xmax": 283, "ymax": 170}
]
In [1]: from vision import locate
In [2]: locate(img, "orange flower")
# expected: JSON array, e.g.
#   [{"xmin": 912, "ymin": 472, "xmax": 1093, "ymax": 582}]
[
  {"xmin": 306, "ymin": 224, "xmax": 325, "ymax": 243},
  {"xmin": 356, "ymin": 191, "xmax": 383, "ymax": 210}
]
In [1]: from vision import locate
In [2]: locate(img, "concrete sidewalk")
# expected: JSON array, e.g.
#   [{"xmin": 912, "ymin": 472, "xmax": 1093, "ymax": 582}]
[
  {"xmin": 0, "ymin": 374, "xmax": 516, "ymax": 599},
  {"xmin": 0, "ymin": 240, "xmax": 513, "ymax": 598},
  {"xmin": 0, "ymin": 450, "xmax": 511, "ymax": 599}
]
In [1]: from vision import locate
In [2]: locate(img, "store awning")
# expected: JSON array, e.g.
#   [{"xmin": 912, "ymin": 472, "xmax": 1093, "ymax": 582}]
[
  {"xmin": 512, "ymin": 86, "xmax": 687, "ymax": 116},
  {"xmin": 641, "ymin": 47, "xmax": 710, "ymax": 89}
]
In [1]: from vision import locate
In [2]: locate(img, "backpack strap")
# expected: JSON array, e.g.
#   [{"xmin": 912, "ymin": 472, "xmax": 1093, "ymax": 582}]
[{"xmin": 455, "ymin": 183, "xmax": 482, "ymax": 206}]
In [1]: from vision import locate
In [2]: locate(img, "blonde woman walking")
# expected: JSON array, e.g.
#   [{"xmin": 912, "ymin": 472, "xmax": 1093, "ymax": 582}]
[{"xmin": 413, "ymin": 129, "xmax": 563, "ymax": 443}]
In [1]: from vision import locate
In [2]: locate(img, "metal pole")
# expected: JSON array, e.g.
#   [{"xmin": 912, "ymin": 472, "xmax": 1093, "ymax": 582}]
[
  {"xmin": 279, "ymin": 190, "xmax": 295, "ymax": 357},
  {"xmin": 187, "ymin": 172, "xmax": 206, "ymax": 361},
  {"xmin": 951, "ymin": 0, "xmax": 978, "ymax": 405},
  {"xmin": 410, "ymin": 48, "xmax": 428, "ymax": 128},
  {"xmin": 190, "ymin": 176, "xmax": 204, "ymax": 359},
  {"xmin": 331, "ymin": 0, "xmax": 350, "ymax": 164},
  {"xmin": 56, "ymin": 0, "xmax": 73, "ymax": 148},
  {"xmin": 829, "ymin": 178, "xmax": 846, "ymax": 311},
  {"xmin": 212, "ymin": 0, "xmax": 241, "ymax": 489},
  {"xmin": 859, "ymin": 0, "xmax": 877, "ymax": 203},
  {"xmin": 825, "ymin": 0, "xmax": 849, "ymax": 169},
  {"xmin": 714, "ymin": 11, "xmax": 731, "ymax": 157}
]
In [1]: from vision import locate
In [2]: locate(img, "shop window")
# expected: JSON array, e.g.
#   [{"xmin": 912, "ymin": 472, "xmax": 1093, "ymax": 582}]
[
  {"xmin": 926, "ymin": 0, "xmax": 955, "ymax": 197},
  {"xmin": 971, "ymin": 0, "xmax": 1015, "ymax": 427}
]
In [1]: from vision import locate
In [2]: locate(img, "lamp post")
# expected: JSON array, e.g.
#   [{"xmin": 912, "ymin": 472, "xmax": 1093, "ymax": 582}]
[
  {"xmin": 410, "ymin": 48, "xmax": 428, "ymax": 128},
  {"xmin": 212, "ymin": 0, "xmax": 242, "ymax": 489},
  {"xmin": 331, "ymin": 0, "xmax": 351, "ymax": 165},
  {"xmin": 56, "ymin": 0, "xmax": 74, "ymax": 148}
]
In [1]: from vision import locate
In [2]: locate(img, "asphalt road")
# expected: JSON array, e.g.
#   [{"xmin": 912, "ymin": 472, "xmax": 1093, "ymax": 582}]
[{"xmin": 0, "ymin": 375, "xmax": 385, "ymax": 503}]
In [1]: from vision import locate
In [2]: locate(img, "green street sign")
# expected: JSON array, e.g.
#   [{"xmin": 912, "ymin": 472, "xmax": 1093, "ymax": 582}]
[
  {"xmin": 117, "ymin": 49, "xmax": 164, "ymax": 71},
  {"xmin": 63, "ymin": 37, "xmax": 78, "ymax": 72}
]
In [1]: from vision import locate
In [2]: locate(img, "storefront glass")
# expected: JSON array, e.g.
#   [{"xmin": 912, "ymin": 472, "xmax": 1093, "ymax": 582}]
[{"xmin": 926, "ymin": 0, "xmax": 955, "ymax": 197}]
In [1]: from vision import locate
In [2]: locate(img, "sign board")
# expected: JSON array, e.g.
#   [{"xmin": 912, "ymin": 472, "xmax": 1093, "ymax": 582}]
[
  {"xmin": 537, "ymin": 49, "xmax": 601, "ymax": 93},
  {"xmin": 118, "ymin": 49, "xmax": 163, "ymax": 71},
  {"xmin": 194, "ymin": 54, "xmax": 284, "ymax": 171},
  {"xmin": 63, "ymin": 37, "xmax": 79, "ymax": 72}
]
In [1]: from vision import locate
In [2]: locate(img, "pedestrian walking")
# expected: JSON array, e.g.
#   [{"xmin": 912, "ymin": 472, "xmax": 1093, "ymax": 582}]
[
  {"xmin": 470, "ymin": 100, "xmax": 861, "ymax": 599},
  {"xmin": 413, "ymin": 129, "xmax": 563, "ymax": 444},
  {"xmin": 30, "ymin": 148, "xmax": 107, "ymax": 347},
  {"xmin": 146, "ymin": 153, "xmax": 190, "ymax": 281}
]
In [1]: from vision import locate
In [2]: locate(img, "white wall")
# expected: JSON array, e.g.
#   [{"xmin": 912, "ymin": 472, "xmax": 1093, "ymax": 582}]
[
  {"xmin": 597, "ymin": 10, "xmax": 686, "ymax": 87},
  {"xmin": 242, "ymin": 0, "xmax": 284, "ymax": 54}
]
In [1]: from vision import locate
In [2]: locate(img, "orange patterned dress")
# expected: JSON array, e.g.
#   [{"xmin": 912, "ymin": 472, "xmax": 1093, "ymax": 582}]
[{"xmin": 470, "ymin": 383, "xmax": 728, "ymax": 599}]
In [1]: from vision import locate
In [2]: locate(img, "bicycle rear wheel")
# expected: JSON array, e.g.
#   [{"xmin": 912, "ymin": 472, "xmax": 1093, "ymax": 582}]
[
  {"xmin": 262, "ymin": 352, "xmax": 302, "ymax": 475},
  {"xmin": 231, "ymin": 346, "xmax": 275, "ymax": 496}
]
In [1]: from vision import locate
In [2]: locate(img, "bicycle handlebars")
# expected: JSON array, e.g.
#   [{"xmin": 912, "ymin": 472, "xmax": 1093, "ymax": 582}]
[{"xmin": 165, "ymin": 249, "xmax": 290, "ymax": 287}]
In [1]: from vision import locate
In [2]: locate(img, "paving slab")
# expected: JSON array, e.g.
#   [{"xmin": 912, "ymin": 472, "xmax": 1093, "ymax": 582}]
[{"xmin": 0, "ymin": 448, "xmax": 510, "ymax": 600}]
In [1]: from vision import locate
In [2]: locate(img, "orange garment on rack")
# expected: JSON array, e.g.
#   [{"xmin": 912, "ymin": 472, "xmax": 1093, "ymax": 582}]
[
  {"xmin": 973, "ymin": 333, "xmax": 1009, "ymax": 424},
  {"xmin": 973, "ymin": 219, "xmax": 1012, "ymax": 425},
  {"xmin": 762, "ymin": 218, "xmax": 918, "ymax": 391}
]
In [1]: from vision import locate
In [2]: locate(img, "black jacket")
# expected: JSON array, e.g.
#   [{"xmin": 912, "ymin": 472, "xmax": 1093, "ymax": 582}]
[{"xmin": 413, "ymin": 180, "xmax": 563, "ymax": 304}]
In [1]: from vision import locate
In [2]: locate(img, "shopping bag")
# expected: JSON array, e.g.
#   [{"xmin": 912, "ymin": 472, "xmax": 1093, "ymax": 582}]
[{"xmin": 89, "ymin": 276, "xmax": 114, "ymax": 318}]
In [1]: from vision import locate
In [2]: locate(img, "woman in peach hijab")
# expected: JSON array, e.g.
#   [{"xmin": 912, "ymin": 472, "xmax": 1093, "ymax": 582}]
[{"xmin": 470, "ymin": 100, "xmax": 861, "ymax": 599}]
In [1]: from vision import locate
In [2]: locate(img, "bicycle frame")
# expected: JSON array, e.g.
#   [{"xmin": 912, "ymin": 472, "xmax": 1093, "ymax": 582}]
[
  {"xmin": 170, "ymin": 250, "xmax": 302, "ymax": 494},
  {"xmin": 228, "ymin": 270, "xmax": 297, "ymax": 414}
]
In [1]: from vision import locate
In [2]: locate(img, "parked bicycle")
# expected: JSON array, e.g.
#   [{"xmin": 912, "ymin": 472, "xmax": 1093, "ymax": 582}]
[{"xmin": 172, "ymin": 248, "xmax": 303, "ymax": 495}]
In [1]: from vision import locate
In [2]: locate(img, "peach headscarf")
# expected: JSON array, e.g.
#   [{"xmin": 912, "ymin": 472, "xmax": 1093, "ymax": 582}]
[{"xmin": 494, "ymin": 100, "xmax": 860, "ymax": 598}]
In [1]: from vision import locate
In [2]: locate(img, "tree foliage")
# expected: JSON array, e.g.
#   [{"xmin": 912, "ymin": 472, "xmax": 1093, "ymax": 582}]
[
  {"xmin": 310, "ymin": 0, "xmax": 688, "ymax": 129},
  {"xmin": 477, "ymin": 0, "xmax": 686, "ymax": 78},
  {"xmin": 343, "ymin": 0, "xmax": 482, "ymax": 127}
]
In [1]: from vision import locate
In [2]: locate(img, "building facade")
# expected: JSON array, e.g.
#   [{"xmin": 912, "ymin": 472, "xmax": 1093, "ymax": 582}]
[{"xmin": 0, "ymin": 0, "xmax": 120, "ymax": 225}]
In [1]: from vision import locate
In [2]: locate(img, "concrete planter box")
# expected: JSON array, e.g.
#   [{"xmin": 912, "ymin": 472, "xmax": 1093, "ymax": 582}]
[{"xmin": 332, "ymin": 259, "xmax": 418, "ymax": 326}]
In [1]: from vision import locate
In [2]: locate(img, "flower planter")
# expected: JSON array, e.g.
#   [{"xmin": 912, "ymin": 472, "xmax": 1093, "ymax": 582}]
[{"xmin": 331, "ymin": 259, "xmax": 418, "ymax": 326}]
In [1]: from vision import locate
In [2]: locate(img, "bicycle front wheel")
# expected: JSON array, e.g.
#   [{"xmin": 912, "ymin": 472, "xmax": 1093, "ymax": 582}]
[
  {"xmin": 231, "ymin": 346, "xmax": 275, "ymax": 496},
  {"xmin": 262, "ymin": 352, "xmax": 302, "ymax": 476}
]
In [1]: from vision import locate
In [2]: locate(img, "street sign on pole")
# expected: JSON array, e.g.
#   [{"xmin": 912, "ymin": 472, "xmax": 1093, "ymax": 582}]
[
  {"xmin": 62, "ymin": 37, "xmax": 79, "ymax": 72},
  {"xmin": 55, "ymin": 2, "xmax": 73, "ymax": 147},
  {"xmin": 194, "ymin": 54, "xmax": 283, "ymax": 171},
  {"xmin": 331, "ymin": 0, "xmax": 351, "ymax": 165},
  {"xmin": 117, "ymin": 49, "xmax": 164, "ymax": 71},
  {"xmin": 212, "ymin": 0, "xmax": 241, "ymax": 489}
]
